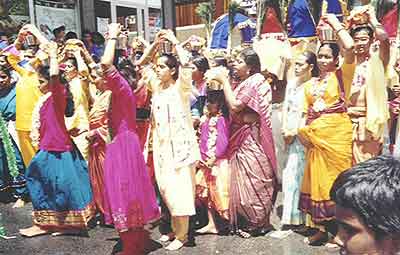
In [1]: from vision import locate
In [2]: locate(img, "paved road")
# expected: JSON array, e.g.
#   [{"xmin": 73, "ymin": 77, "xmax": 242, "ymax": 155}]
[{"xmin": 0, "ymin": 194, "xmax": 339, "ymax": 255}]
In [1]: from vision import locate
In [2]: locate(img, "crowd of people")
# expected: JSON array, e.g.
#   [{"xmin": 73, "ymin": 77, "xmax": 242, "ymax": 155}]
[{"xmin": 0, "ymin": 3, "xmax": 400, "ymax": 255}]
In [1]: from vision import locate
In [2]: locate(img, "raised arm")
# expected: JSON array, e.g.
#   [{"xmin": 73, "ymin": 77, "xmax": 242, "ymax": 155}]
[
  {"xmin": 367, "ymin": 8, "xmax": 390, "ymax": 68},
  {"xmin": 215, "ymin": 68, "xmax": 246, "ymax": 113},
  {"xmin": 323, "ymin": 14, "xmax": 354, "ymax": 51},
  {"xmin": 135, "ymin": 32, "xmax": 164, "ymax": 66},
  {"xmin": 14, "ymin": 24, "xmax": 49, "ymax": 50},
  {"xmin": 162, "ymin": 30, "xmax": 190, "ymax": 66},
  {"xmin": 101, "ymin": 23, "xmax": 121, "ymax": 68},
  {"xmin": 135, "ymin": 41, "xmax": 158, "ymax": 66},
  {"xmin": 323, "ymin": 14, "xmax": 355, "ymax": 64},
  {"xmin": 72, "ymin": 48, "xmax": 89, "ymax": 77},
  {"xmin": 47, "ymin": 42, "xmax": 59, "ymax": 78}
]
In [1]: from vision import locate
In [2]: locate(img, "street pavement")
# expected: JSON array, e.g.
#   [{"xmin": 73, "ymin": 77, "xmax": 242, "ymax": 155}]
[{"xmin": 0, "ymin": 193, "xmax": 340, "ymax": 255}]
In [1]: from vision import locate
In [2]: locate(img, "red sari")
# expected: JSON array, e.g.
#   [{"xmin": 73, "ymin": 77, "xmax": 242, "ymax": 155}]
[{"xmin": 134, "ymin": 82, "xmax": 155, "ymax": 183}]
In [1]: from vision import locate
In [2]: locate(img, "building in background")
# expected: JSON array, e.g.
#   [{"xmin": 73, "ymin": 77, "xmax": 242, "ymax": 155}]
[
  {"xmin": 87, "ymin": 0, "xmax": 162, "ymax": 41},
  {"xmin": 2, "ymin": 0, "xmax": 162, "ymax": 41},
  {"xmin": 175, "ymin": 0, "xmax": 228, "ymax": 27}
]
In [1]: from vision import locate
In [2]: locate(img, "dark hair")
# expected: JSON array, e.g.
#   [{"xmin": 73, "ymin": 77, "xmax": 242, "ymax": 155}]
[
  {"xmin": 37, "ymin": 65, "xmax": 74, "ymax": 117},
  {"xmin": 160, "ymin": 53, "xmax": 180, "ymax": 81},
  {"xmin": 302, "ymin": 50, "xmax": 319, "ymax": 77},
  {"xmin": 117, "ymin": 58, "xmax": 137, "ymax": 88},
  {"xmin": 239, "ymin": 48, "xmax": 261, "ymax": 75},
  {"xmin": 213, "ymin": 57, "xmax": 228, "ymax": 68},
  {"xmin": 37, "ymin": 65, "xmax": 50, "ymax": 81},
  {"xmin": 65, "ymin": 31, "xmax": 78, "ymax": 41},
  {"xmin": 0, "ymin": 65, "xmax": 11, "ymax": 77},
  {"xmin": 82, "ymin": 29, "xmax": 92, "ymax": 37},
  {"xmin": 192, "ymin": 56, "xmax": 210, "ymax": 74},
  {"xmin": 350, "ymin": 25, "xmax": 374, "ymax": 39},
  {"xmin": 53, "ymin": 25, "xmax": 66, "ymax": 37},
  {"xmin": 318, "ymin": 43, "xmax": 340, "ymax": 59},
  {"xmin": 330, "ymin": 155, "xmax": 400, "ymax": 238},
  {"xmin": 92, "ymin": 32, "xmax": 105, "ymax": 46},
  {"xmin": 65, "ymin": 57, "xmax": 78, "ymax": 69},
  {"xmin": 206, "ymin": 89, "xmax": 229, "ymax": 118}
]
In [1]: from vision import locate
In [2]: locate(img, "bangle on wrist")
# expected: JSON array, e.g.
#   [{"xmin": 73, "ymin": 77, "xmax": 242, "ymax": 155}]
[{"xmin": 109, "ymin": 37, "xmax": 118, "ymax": 41}]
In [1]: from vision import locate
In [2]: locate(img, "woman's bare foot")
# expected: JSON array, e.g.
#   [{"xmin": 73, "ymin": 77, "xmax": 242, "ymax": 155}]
[
  {"xmin": 196, "ymin": 209, "xmax": 218, "ymax": 234},
  {"xmin": 196, "ymin": 224, "xmax": 218, "ymax": 234},
  {"xmin": 19, "ymin": 225, "xmax": 49, "ymax": 237},
  {"xmin": 12, "ymin": 199, "xmax": 25, "ymax": 208},
  {"xmin": 303, "ymin": 230, "xmax": 328, "ymax": 246}
]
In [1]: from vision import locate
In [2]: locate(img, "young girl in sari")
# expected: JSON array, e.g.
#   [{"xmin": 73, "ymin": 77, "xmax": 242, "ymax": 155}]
[
  {"xmin": 195, "ymin": 67, "xmax": 230, "ymax": 235},
  {"xmin": 20, "ymin": 42, "xmax": 95, "ymax": 237}
]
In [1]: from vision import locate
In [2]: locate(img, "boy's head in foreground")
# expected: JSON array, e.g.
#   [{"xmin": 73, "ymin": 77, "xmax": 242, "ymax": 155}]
[{"xmin": 331, "ymin": 155, "xmax": 400, "ymax": 255}]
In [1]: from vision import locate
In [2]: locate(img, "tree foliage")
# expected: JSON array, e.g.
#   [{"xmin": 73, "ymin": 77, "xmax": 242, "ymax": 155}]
[{"xmin": 196, "ymin": 0, "xmax": 216, "ymax": 36}]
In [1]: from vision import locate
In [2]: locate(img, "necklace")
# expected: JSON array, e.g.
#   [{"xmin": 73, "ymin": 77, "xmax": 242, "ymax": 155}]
[{"xmin": 310, "ymin": 77, "xmax": 329, "ymax": 112}]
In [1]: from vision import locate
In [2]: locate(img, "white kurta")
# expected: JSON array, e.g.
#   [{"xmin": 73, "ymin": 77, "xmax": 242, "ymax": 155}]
[{"xmin": 146, "ymin": 66, "xmax": 200, "ymax": 216}]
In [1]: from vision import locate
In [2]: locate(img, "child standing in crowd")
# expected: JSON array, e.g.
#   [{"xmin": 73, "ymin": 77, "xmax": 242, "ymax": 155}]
[{"xmin": 195, "ymin": 67, "xmax": 230, "ymax": 235}]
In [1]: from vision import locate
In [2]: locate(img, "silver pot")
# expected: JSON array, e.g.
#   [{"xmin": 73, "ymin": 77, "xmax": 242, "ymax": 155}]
[
  {"xmin": 24, "ymin": 34, "xmax": 36, "ymax": 47},
  {"xmin": 159, "ymin": 41, "xmax": 173, "ymax": 54},
  {"xmin": 116, "ymin": 35, "xmax": 128, "ymax": 50},
  {"xmin": 319, "ymin": 27, "xmax": 337, "ymax": 42}
]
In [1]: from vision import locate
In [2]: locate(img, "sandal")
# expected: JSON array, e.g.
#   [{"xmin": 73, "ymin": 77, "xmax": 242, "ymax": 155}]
[{"xmin": 236, "ymin": 229, "xmax": 251, "ymax": 239}]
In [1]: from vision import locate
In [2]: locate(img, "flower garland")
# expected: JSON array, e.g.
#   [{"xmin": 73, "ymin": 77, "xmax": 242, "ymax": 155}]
[
  {"xmin": 30, "ymin": 92, "xmax": 52, "ymax": 147},
  {"xmin": 0, "ymin": 213, "xmax": 6, "ymax": 237},
  {"xmin": 310, "ymin": 77, "xmax": 329, "ymax": 112},
  {"xmin": 0, "ymin": 112, "xmax": 18, "ymax": 178}
]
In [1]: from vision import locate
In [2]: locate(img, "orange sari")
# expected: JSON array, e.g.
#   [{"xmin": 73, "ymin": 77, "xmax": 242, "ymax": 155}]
[{"xmin": 88, "ymin": 91, "xmax": 111, "ymax": 214}]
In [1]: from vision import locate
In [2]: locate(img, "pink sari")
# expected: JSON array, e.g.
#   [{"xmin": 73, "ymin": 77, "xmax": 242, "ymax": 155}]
[{"xmin": 103, "ymin": 68, "xmax": 159, "ymax": 231}]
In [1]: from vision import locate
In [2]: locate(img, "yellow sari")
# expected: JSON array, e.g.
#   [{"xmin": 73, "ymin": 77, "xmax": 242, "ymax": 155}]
[{"xmin": 298, "ymin": 68, "xmax": 354, "ymax": 226}]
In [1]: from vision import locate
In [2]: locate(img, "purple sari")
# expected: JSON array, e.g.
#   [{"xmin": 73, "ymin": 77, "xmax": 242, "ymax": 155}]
[{"xmin": 103, "ymin": 67, "xmax": 159, "ymax": 231}]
